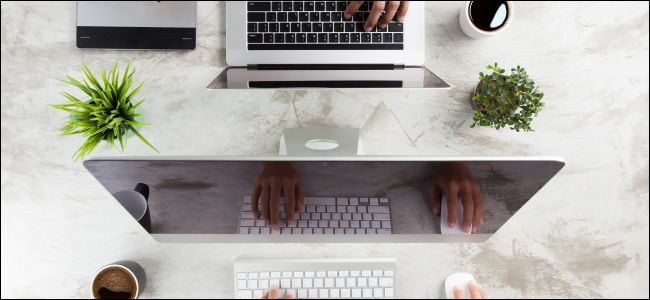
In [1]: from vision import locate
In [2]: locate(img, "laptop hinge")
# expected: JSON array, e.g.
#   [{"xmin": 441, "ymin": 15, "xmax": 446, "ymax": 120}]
[{"xmin": 247, "ymin": 64, "xmax": 404, "ymax": 70}]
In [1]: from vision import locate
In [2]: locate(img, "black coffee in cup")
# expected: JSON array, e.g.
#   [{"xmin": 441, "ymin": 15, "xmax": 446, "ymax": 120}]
[
  {"xmin": 469, "ymin": 0, "xmax": 510, "ymax": 31},
  {"xmin": 92, "ymin": 267, "xmax": 137, "ymax": 299}
]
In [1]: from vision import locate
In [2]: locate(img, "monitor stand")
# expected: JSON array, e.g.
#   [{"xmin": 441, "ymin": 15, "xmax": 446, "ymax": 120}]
[{"xmin": 279, "ymin": 128, "xmax": 362, "ymax": 156}]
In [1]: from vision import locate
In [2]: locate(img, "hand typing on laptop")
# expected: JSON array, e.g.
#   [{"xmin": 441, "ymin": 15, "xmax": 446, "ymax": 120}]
[
  {"xmin": 251, "ymin": 162, "xmax": 305, "ymax": 231},
  {"xmin": 427, "ymin": 162, "xmax": 485, "ymax": 234},
  {"xmin": 344, "ymin": 1, "xmax": 410, "ymax": 32}
]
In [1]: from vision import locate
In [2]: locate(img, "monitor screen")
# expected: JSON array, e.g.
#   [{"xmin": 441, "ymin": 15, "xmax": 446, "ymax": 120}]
[{"xmin": 84, "ymin": 157, "xmax": 564, "ymax": 241}]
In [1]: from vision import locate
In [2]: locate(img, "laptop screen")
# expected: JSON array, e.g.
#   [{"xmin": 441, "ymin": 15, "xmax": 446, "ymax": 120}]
[{"xmin": 84, "ymin": 158, "xmax": 564, "ymax": 239}]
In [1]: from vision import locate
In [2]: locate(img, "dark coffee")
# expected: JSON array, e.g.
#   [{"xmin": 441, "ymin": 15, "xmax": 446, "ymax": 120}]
[
  {"xmin": 469, "ymin": 0, "xmax": 510, "ymax": 31},
  {"xmin": 92, "ymin": 267, "xmax": 137, "ymax": 299}
]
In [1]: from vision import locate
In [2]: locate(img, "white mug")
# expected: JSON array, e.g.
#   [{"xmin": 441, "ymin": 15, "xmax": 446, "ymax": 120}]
[
  {"xmin": 459, "ymin": 1, "xmax": 513, "ymax": 38},
  {"xmin": 91, "ymin": 260, "xmax": 146, "ymax": 299}
]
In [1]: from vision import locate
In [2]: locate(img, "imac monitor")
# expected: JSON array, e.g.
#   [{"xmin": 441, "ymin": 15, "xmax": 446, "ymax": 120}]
[{"xmin": 83, "ymin": 156, "xmax": 564, "ymax": 242}]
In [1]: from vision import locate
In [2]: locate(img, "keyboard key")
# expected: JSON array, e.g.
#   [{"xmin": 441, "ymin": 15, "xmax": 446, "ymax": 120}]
[
  {"xmin": 320, "ymin": 12, "xmax": 331, "ymax": 22},
  {"xmin": 248, "ymin": 12, "xmax": 265, "ymax": 22},
  {"xmin": 266, "ymin": 12, "xmax": 277, "ymax": 22},
  {"xmin": 341, "ymin": 288, "xmax": 351, "ymax": 298},
  {"xmin": 298, "ymin": 289, "xmax": 307, "ymax": 298},
  {"xmin": 286, "ymin": 33, "xmax": 296, "ymax": 43},
  {"xmin": 379, "ymin": 277, "xmax": 394, "ymax": 287},
  {"xmin": 368, "ymin": 206, "xmax": 389, "ymax": 213},
  {"xmin": 274, "ymin": 33, "xmax": 285, "ymax": 42},
  {"xmin": 332, "ymin": 11, "xmax": 343, "ymax": 22},
  {"xmin": 299, "ymin": 12, "xmax": 309, "ymax": 21},
  {"xmin": 297, "ymin": 33, "xmax": 306, "ymax": 42},
  {"xmin": 269, "ymin": 23, "xmax": 279, "ymax": 32},
  {"xmin": 305, "ymin": 2, "xmax": 315, "ymax": 11},
  {"xmin": 247, "ymin": 23, "xmax": 258, "ymax": 32},
  {"xmin": 394, "ymin": 33, "xmax": 403, "ymax": 42},
  {"xmin": 280, "ymin": 23, "xmax": 290, "ymax": 32},
  {"xmin": 329, "ymin": 33, "xmax": 338, "ymax": 42},
  {"xmin": 326, "ymin": 1, "xmax": 336, "ymax": 11},
  {"xmin": 247, "ymin": 280, "xmax": 258, "ymax": 289},
  {"xmin": 388, "ymin": 22, "xmax": 403, "ymax": 32},
  {"xmin": 310, "ymin": 12, "xmax": 319, "ymax": 21},
  {"xmin": 278, "ymin": 12, "xmax": 287, "ymax": 22},
  {"xmin": 318, "ymin": 33, "xmax": 327, "ymax": 42},
  {"xmin": 369, "ymin": 277, "xmax": 378, "ymax": 287},
  {"xmin": 247, "ymin": 2, "xmax": 270, "ymax": 11},
  {"xmin": 337, "ymin": 1, "xmax": 346, "ymax": 11},
  {"xmin": 351, "ymin": 288, "xmax": 362, "ymax": 298},
  {"xmin": 374, "ymin": 288, "xmax": 384, "ymax": 298},
  {"xmin": 374, "ymin": 213, "xmax": 390, "ymax": 221},
  {"xmin": 351, "ymin": 33, "xmax": 360, "ymax": 42},
  {"xmin": 307, "ymin": 33, "xmax": 317, "ymax": 42},
  {"xmin": 237, "ymin": 290, "xmax": 252, "ymax": 298},
  {"xmin": 315, "ymin": 2, "xmax": 325, "ymax": 11},
  {"xmin": 258, "ymin": 22, "xmax": 268, "ymax": 32},
  {"xmin": 340, "ymin": 33, "xmax": 350, "ymax": 42},
  {"xmin": 288, "ymin": 12, "xmax": 298, "ymax": 21},
  {"xmin": 308, "ymin": 289, "xmax": 318, "ymax": 298},
  {"xmin": 295, "ymin": 2, "xmax": 304, "ymax": 11},
  {"xmin": 324, "ymin": 23, "xmax": 334, "ymax": 32},
  {"xmin": 386, "ymin": 288, "xmax": 394, "ymax": 297},
  {"xmin": 345, "ymin": 22, "xmax": 355, "ymax": 32},
  {"xmin": 335, "ymin": 278, "xmax": 345, "ymax": 288},
  {"xmin": 301, "ymin": 23, "xmax": 312, "ymax": 32},
  {"xmin": 282, "ymin": 1, "xmax": 292, "ymax": 11},
  {"xmin": 383, "ymin": 33, "xmax": 392, "ymax": 42},
  {"xmin": 272, "ymin": 1, "xmax": 282, "ymax": 11}
]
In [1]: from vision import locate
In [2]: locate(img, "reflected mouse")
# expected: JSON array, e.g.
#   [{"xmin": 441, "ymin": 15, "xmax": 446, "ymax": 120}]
[
  {"xmin": 440, "ymin": 195, "xmax": 471, "ymax": 234},
  {"xmin": 444, "ymin": 272, "xmax": 477, "ymax": 299}
]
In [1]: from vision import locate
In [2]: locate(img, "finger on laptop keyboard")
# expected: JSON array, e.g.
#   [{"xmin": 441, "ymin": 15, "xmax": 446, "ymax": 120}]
[
  {"xmin": 365, "ymin": 1, "xmax": 386, "ymax": 31},
  {"xmin": 295, "ymin": 180, "xmax": 304, "ymax": 212},
  {"xmin": 344, "ymin": 1, "xmax": 364, "ymax": 19},
  {"xmin": 472, "ymin": 183, "xmax": 484, "ymax": 233},
  {"xmin": 379, "ymin": 1, "xmax": 400, "ymax": 28},
  {"xmin": 261, "ymin": 182, "xmax": 271, "ymax": 224},
  {"xmin": 283, "ymin": 179, "xmax": 296, "ymax": 224},
  {"xmin": 251, "ymin": 179, "xmax": 262, "ymax": 218},
  {"xmin": 270, "ymin": 181, "xmax": 282, "ymax": 230},
  {"xmin": 460, "ymin": 183, "xmax": 474, "ymax": 233},
  {"xmin": 396, "ymin": 1, "xmax": 409, "ymax": 22},
  {"xmin": 427, "ymin": 180, "xmax": 441, "ymax": 215}
]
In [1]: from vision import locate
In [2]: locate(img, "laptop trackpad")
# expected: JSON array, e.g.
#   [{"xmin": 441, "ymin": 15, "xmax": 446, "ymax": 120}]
[{"xmin": 207, "ymin": 67, "xmax": 450, "ymax": 89}]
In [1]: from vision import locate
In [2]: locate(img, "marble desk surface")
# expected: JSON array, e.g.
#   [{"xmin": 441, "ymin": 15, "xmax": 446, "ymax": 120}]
[{"xmin": 1, "ymin": 1, "xmax": 648, "ymax": 298}]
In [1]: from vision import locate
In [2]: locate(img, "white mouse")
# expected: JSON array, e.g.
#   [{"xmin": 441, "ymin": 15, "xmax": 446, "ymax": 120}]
[
  {"xmin": 444, "ymin": 272, "xmax": 477, "ymax": 299},
  {"xmin": 440, "ymin": 195, "xmax": 471, "ymax": 234}
]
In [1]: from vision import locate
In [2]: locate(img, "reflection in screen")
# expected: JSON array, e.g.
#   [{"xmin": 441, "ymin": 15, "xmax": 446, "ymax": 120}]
[{"xmin": 84, "ymin": 160, "xmax": 563, "ymax": 235}]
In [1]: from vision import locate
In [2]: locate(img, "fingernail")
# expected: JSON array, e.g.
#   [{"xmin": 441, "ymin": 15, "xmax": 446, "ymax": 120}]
[
  {"xmin": 379, "ymin": 23, "xmax": 387, "ymax": 29},
  {"xmin": 398, "ymin": 16, "xmax": 404, "ymax": 22},
  {"xmin": 448, "ymin": 221, "xmax": 455, "ymax": 228},
  {"xmin": 365, "ymin": 26, "xmax": 373, "ymax": 32},
  {"xmin": 472, "ymin": 227, "xmax": 478, "ymax": 234},
  {"xmin": 344, "ymin": 13, "xmax": 351, "ymax": 19},
  {"xmin": 272, "ymin": 224, "xmax": 280, "ymax": 231},
  {"xmin": 463, "ymin": 225, "xmax": 470, "ymax": 233}
]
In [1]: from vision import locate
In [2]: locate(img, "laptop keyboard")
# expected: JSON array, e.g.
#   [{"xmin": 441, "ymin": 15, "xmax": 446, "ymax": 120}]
[
  {"xmin": 246, "ymin": 1, "xmax": 404, "ymax": 50},
  {"xmin": 239, "ymin": 196, "xmax": 393, "ymax": 234}
]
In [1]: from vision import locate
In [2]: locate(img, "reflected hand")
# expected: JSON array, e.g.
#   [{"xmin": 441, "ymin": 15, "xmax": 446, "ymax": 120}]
[
  {"xmin": 454, "ymin": 282, "xmax": 489, "ymax": 299},
  {"xmin": 251, "ymin": 162, "xmax": 304, "ymax": 230},
  {"xmin": 427, "ymin": 162, "xmax": 484, "ymax": 233},
  {"xmin": 262, "ymin": 284, "xmax": 295, "ymax": 299},
  {"xmin": 344, "ymin": 1, "xmax": 410, "ymax": 32}
]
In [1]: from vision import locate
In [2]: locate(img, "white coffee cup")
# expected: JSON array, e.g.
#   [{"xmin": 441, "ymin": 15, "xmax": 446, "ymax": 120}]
[
  {"xmin": 459, "ymin": 1, "xmax": 513, "ymax": 38},
  {"xmin": 91, "ymin": 260, "xmax": 146, "ymax": 299}
]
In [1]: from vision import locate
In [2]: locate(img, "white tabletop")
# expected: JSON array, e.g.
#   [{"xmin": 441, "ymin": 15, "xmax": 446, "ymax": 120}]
[{"xmin": 1, "ymin": 1, "xmax": 648, "ymax": 298}]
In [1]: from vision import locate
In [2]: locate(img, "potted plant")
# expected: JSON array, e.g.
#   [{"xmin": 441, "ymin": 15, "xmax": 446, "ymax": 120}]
[
  {"xmin": 471, "ymin": 63, "xmax": 544, "ymax": 132},
  {"xmin": 50, "ymin": 61, "xmax": 159, "ymax": 160}
]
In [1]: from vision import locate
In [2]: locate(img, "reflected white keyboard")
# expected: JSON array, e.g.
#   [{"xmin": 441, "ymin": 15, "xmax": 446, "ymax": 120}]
[
  {"xmin": 239, "ymin": 196, "xmax": 393, "ymax": 235},
  {"xmin": 234, "ymin": 258, "xmax": 396, "ymax": 299}
]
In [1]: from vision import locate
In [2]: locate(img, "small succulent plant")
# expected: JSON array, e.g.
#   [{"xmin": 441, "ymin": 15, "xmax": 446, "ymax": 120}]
[{"xmin": 471, "ymin": 63, "xmax": 545, "ymax": 132}]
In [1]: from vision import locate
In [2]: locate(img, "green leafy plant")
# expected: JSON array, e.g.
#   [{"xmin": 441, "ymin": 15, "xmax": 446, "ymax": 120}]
[
  {"xmin": 471, "ymin": 63, "xmax": 544, "ymax": 132},
  {"xmin": 50, "ymin": 61, "xmax": 159, "ymax": 160}
]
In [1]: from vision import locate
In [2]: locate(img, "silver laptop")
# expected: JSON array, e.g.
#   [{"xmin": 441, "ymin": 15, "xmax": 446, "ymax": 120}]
[
  {"xmin": 211, "ymin": 1, "xmax": 449, "ymax": 89},
  {"xmin": 76, "ymin": 1, "xmax": 197, "ymax": 49}
]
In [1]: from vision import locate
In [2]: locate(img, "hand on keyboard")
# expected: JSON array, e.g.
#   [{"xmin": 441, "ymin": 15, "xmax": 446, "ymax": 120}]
[
  {"xmin": 262, "ymin": 284, "xmax": 295, "ymax": 299},
  {"xmin": 427, "ymin": 162, "xmax": 484, "ymax": 234},
  {"xmin": 344, "ymin": 1, "xmax": 410, "ymax": 32},
  {"xmin": 251, "ymin": 162, "xmax": 304, "ymax": 230}
]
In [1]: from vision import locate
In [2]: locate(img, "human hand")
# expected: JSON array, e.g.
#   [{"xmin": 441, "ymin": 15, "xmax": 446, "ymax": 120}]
[
  {"xmin": 251, "ymin": 162, "xmax": 304, "ymax": 230},
  {"xmin": 344, "ymin": 1, "xmax": 410, "ymax": 32},
  {"xmin": 427, "ymin": 162, "xmax": 484, "ymax": 233},
  {"xmin": 261, "ymin": 284, "xmax": 295, "ymax": 299},
  {"xmin": 454, "ymin": 281, "xmax": 489, "ymax": 299}
]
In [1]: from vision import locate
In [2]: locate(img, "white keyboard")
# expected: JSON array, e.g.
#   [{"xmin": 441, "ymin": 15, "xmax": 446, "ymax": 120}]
[
  {"xmin": 234, "ymin": 258, "xmax": 396, "ymax": 299},
  {"xmin": 239, "ymin": 196, "xmax": 393, "ymax": 235}
]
